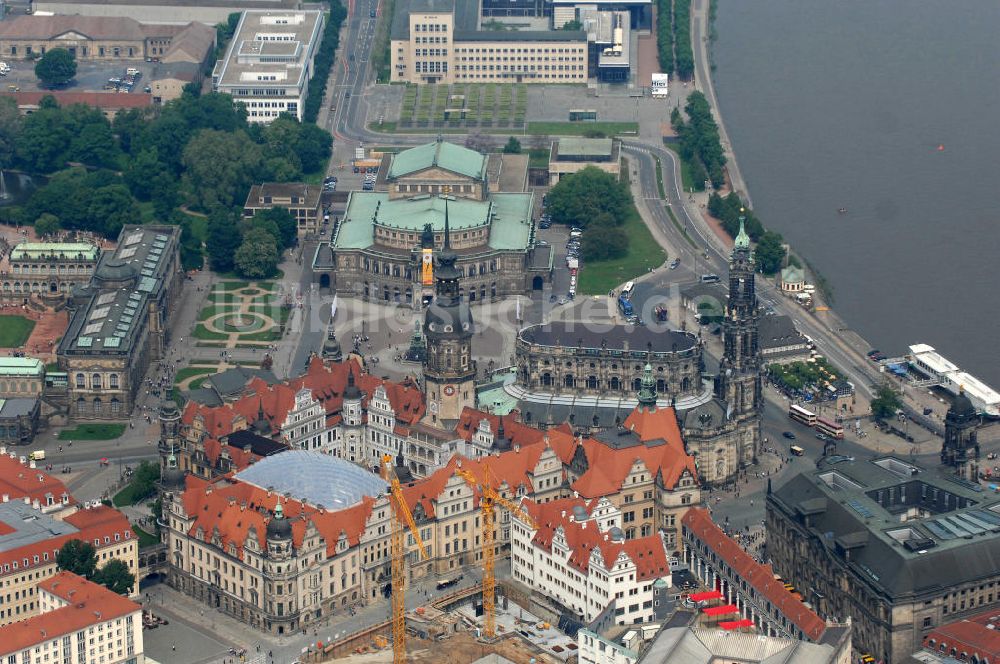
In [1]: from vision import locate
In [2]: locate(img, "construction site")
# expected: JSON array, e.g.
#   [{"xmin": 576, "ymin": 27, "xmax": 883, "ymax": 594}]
[{"xmin": 297, "ymin": 456, "xmax": 576, "ymax": 664}]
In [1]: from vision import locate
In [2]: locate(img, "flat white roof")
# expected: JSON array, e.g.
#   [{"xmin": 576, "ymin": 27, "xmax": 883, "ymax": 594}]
[
  {"xmin": 910, "ymin": 348, "xmax": 959, "ymax": 375},
  {"xmin": 950, "ymin": 371, "xmax": 1000, "ymax": 405}
]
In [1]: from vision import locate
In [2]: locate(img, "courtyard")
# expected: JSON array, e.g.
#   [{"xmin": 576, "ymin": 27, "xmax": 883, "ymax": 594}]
[{"xmin": 191, "ymin": 281, "xmax": 291, "ymax": 349}]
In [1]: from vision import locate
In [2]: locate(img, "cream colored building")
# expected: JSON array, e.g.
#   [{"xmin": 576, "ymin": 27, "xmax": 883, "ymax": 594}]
[
  {"xmin": 0, "ymin": 502, "xmax": 139, "ymax": 626},
  {"xmin": 390, "ymin": 0, "xmax": 588, "ymax": 84},
  {"xmin": 0, "ymin": 571, "xmax": 143, "ymax": 664}
]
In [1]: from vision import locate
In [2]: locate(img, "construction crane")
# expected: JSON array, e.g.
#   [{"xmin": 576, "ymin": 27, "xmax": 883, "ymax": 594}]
[
  {"xmin": 454, "ymin": 463, "xmax": 536, "ymax": 638},
  {"xmin": 381, "ymin": 454, "xmax": 429, "ymax": 664}
]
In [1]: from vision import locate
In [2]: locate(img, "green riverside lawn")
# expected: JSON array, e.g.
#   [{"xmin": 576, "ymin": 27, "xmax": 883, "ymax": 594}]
[
  {"xmin": 577, "ymin": 208, "xmax": 668, "ymax": 295},
  {"xmin": 57, "ymin": 423, "xmax": 126, "ymax": 441},
  {"xmin": 0, "ymin": 315, "xmax": 36, "ymax": 347}
]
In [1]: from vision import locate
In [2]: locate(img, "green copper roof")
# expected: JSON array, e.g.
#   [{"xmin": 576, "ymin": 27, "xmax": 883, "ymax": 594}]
[
  {"xmin": 0, "ymin": 358, "xmax": 44, "ymax": 376},
  {"xmin": 386, "ymin": 140, "xmax": 488, "ymax": 181},
  {"xmin": 780, "ymin": 265, "xmax": 805, "ymax": 284},
  {"xmin": 10, "ymin": 242, "xmax": 99, "ymax": 261},
  {"xmin": 734, "ymin": 211, "xmax": 751, "ymax": 250},
  {"xmin": 332, "ymin": 192, "xmax": 534, "ymax": 251}
]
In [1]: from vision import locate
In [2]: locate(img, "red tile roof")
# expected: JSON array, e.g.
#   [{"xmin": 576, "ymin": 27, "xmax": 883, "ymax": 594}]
[
  {"xmin": 0, "ymin": 455, "xmax": 74, "ymax": 506},
  {"xmin": 0, "ymin": 572, "xmax": 139, "ymax": 656},
  {"xmin": 0, "ymin": 91, "xmax": 153, "ymax": 110},
  {"xmin": 180, "ymin": 475, "xmax": 373, "ymax": 558},
  {"xmin": 923, "ymin": 610, "xmax": 1000, "ymax": 659},
  {"xmin": 682, "ymin": 508, "xmax": 827, "ymax": 642},
  {"xmin": 568, "ymin": 412, "xmax": 697, "ymax": 497},
  {"xmin": 0, "ymin": 505, "xmax": 134, "ymax": 575},
  {"xmin": 454, "ymin": 408, "xmax": 547, "ymax": 447},
  {"xmin": 522, "ymin": 496, "xmax": 669, "ymax": 579},
  {"xmin": 181, "ymin": 359, "xmax": 425, "ymax": 441}
]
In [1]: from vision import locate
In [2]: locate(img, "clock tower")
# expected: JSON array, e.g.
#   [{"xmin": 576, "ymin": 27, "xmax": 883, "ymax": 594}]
[{"xmin": 422, "ymin": 195, "xmax": 476, "ymax": 425}]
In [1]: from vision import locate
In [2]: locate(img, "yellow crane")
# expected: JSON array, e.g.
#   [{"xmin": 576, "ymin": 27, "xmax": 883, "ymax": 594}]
[
  {"xmin": 454, "ymin": 464, "xmax": 536, "ymax": 638},
  {"xmin": 380, "ymin": 454, "xmax": 429, "ymax": 664}
]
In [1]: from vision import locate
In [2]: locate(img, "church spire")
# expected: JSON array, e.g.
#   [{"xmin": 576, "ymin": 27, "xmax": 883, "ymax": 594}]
[
  {"xmin": 734, "ymin": 207, "xmax": 751, "ymax": 251},
  {"xmin": 637, "ymin": 363, "xmax": 657, "ymax": 412}
]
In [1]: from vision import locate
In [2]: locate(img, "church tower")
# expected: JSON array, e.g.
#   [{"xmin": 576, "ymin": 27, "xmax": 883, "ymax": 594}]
[
  {"xmin": 423, "ymin": 196, "xmax": 476, "ymax": 425},
  {"xmin": 717, "ymin": 213, "xmax": 762, "ymax": 418},
  {"xmin": 941, "ymin": 388, "xmax": 980, "ymax": 480}
]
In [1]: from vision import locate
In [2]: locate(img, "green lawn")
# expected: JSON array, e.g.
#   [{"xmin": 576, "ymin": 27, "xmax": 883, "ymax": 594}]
[
  {"xmin": 133, "ymin": 526, "xmax": 159, "ymax": 549},
  {"xmin": 213, "ymin": 281, "xmax": 251, "ymax": 291},
  {"xmin": 0, "ymin": 315, "xmax": 35, "ymax": 348},
  {"xmin": 663, "ymin": 144, "xmax": 696, "ymax": 192},
  {"xmin": 192, "ymin": 324, "xmax": 229, "ymax": 341},
  {"xmin": 577, "ymin": 208, "xmax": 668, "ymax": 295},
  {"xmin": 197, "ymin": 304, "xmax": 238, "ymax": 322},
  {"xmin": 526, "ymin": 121, "xmax": 639, "ymax": 137},
  {"xmin": 528, "ymin": 148, "xmax": 550, "ymax": 169},
  {"xmin": 57, "ymin": 423, "xmax": 126, "ymax": 441},
  {"xmin": 174, "ymin": 366, "xmax": 218, "ymax": 385}
]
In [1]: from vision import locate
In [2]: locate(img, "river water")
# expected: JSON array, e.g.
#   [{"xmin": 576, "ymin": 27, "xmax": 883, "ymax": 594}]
[{"xmin": 711, "ymin": 0, "xmax": 1000, "ymax": 385}]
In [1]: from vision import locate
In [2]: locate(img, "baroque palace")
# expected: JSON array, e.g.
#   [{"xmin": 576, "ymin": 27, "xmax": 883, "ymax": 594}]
[{"xmin": 156, "ymin": 208, "xmax": 765, "ymax": 633}]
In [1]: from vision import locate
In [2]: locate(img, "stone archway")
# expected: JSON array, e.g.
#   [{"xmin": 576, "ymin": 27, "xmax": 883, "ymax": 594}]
[
  {"xmin": 532, "ymin": 276, "xmax": 544, "ymax": 290},
  {"xmin": 319, "ymin": 273, "xmax": 330, "ymax": 289}
]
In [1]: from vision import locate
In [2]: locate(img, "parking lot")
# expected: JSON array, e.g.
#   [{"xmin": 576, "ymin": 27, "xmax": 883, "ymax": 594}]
[{"xmin": 0, "ymin": 59, "xmax": 157, "ymax": 93}]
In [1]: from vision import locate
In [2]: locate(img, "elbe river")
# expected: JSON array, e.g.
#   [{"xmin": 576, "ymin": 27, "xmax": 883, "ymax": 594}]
[{"xmin": 711, "ymin": 0, "xmax": 1000, "ymax": 386}]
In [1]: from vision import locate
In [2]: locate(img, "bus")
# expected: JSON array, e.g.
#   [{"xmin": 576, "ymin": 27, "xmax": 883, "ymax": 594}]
[
  {"xmin": 815, "ymin": 417, "xmax": 845, "ymax": 440},
  {"xmin": 788, "ymin": 404, "xmax": 817, "ymax": 427},
  {"xmin": 621, "ymin": 281, "xmax": 635, "ymax": 299},
  {"xmin": 789, "ymin": 445, "xmax": 805, "ymax": 457}
]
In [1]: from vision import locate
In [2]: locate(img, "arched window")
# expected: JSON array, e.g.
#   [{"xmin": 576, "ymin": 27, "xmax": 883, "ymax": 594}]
[
  {"xmin": 109, "ymin": 374, "xmax": 119, "ymax": 389},
  {"xmin": 587, "ymin": 375, "xmax": 598, "ymax": 389},
  {"xmin": 76, "ymin": 397, "xmax": 86, "ymax": 414},
  {"xmin": 564, "ymin": 374, "xmax": 574, "ymax": 388},
  {"xmin": 92, "ymin": 398, "xmax": 102, "ymax": 414},
  {"xmin": 110, "ymin": 398, "xmax": 120, "ymax": 415},
  {"xmin": 682, "ymin": 377, "xmax": 691, "ymax": 392},
  {"xmin": 490, "ymin": 282, "xmax": 496, "ymax": 297},
  {"xmin": 467, "ymin": 265, "xmax": 475, "ymax": 277},
  {"xmin": 542, "ymin": 373, "xmax": 552, "ymax": 387},
  {"xmin": 92, "ymin": 374, "xmax": 102, "ymax": 389},
  {"xmin": 610, "ymin": 377, "xmax": 621, "ymax": 391},
  {"xmin": 656, "ymin": 378, "xmax": 666, "ymax": 393},
  {"xmin": 76, "ymin": 373, "xmax": 85, "ymax": 388},
  {"xmin": 633, "ymin": 378, "xmax": 642, "ymax": 392}
]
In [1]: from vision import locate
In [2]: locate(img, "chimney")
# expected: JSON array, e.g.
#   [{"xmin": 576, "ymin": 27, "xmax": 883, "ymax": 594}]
[
  {"xmin": 29, "ymin": 459, "xmax": 36, "ymax": 469},
  {"xmin": 514, "ymin": 444, "xmax": 520, "ymax": 453},
  {"xmin": 581, "ymin": 521, "xmax": 587, "ymax": 530},
  {"xmin": 604, "ymin": 533, "xmax": 609, "ymax": 541},
  {"xmin": 561, "ymin": 510, "xmax": 566, "ymax": 518}
]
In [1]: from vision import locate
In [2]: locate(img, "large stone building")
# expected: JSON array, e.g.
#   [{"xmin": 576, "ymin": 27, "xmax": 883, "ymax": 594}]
[
  {"xmin": 1, "ymin": 241, "xmax": 100, "ymax": 303},
  {"xmin": 766, "ymin": 453, "xmax": 1000, "ymax": 664},
  {"xmin": 0, "ymin": 571, "xmax": 143, "ymax": 664},
  {"xmin": 390, "ymin": 0, "xmax": 588, "ymax": 84},
  {"xmin": 57, "ymin": 225, "xmax": 182, "ymax": 420},
  {"xmin": 212, "ymin": 10, "xmax": 324, "ymax": 123},
  {"xmin": 313, "ymin": 140, "xmax": 550, "ymax": 306},
  {"xmin": 509, "ymin": 218, "xmax": 763, "ymax": 486},
  {"xmin": 0, "ymin": 14, "xmax": 213, "ymax": 62}
]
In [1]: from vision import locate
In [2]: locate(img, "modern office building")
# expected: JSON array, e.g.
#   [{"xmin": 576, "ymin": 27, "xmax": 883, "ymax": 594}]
[
  {"xmin": 390, "ymin": 0, "xmax": 588, "ymax": 84},
  {"xmin": 766, "ymin": 454, "xmax": 1000, "ymax": 663},
  {"xmin": 213, "ymin": 10, "xmax": 324, "ymax": 122},
  {"xmin": 547, "ymin": 138, "xmax": 621, "ymax": 185},
  {"xmin": 57, "ymin": 225, "xmax": 181, "ymax": 421},
  {"xmin": 0, "ymin": 571, "xmax": 143, "ymax": 664}
]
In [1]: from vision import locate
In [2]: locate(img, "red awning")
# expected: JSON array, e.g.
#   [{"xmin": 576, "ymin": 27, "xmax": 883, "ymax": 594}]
[
  {"xmin": 702, "ymin": 604, "xmax": 739, "ymax": 616},
  {"xmin": 719, "ymin": 619, "xmax": 754, "ymax": 630},
  {"xmin": 688, "ymin": 590, "xmax": 723, "ymax": 602}
]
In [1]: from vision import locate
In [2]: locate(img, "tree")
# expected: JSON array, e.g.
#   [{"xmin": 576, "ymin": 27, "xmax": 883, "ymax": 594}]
[
  {"xmin": 177, "ymin": 214, "xmax": 204, "ymax": 272},
  {"xmin": 34, "ymin": 213, "xmax": 61, "ymax": 238},
  {"xmin": 15, "ymin": 105, "xmax": 72, "ymax": 172},
  {"xmin": 34, "ymin": 48, "xmax": 77, "ymax": 87},
  {"xmin": 754, "ymin": 230, "xmax": 786, "ymax": 275},
  {"xmin": 253, "ymin": 207, "xmax": 297, "ymax": 249},
  {"xmin": 57, "ymin": 539, "xmax": 97, "ymax": 579},
  {"xmin": 560, "ymin": 19, "xmax": 582, "ymax": 30},
  {"xmin": 93, "ymin": 559, "xmax": 135, "ymax": 595},
  {"xmin": 546, "ymin": 166, "xmax": 631, "ymax": 229},
  {"xmin": 124, "ymin": 148, "xmax": 163, "ymax": 200},
  {"xmin": 182, "ymin": 129, "xmax": 263, "ymax": 209},
  {"xmin": 582, "ymin": 223, "xmax": 628, "ymax": 261},
  {"xmin": 70, "ymin": 119, "xmax": 121, "ymax": 169},
  {"xmin": 295, "ymin": 122, "xmax": 333, "ymax": 174},
  {"xmin": 503, "ymin": 137, "xmax": 522, "ymax": 154},
  {"xmin": 0, "ymin": 97, "xmax": 21, "ymax": 169},
  {"xmin": 234, "ymin": 228, "xmax": 279, "ymax": 279},
  {"xmin": 87, "ymin": 185, "xmax": 140, "ymax": 238},
  {"xmin": 871, "ymin": 382, "xmax": 903, "ymax": 420},
  {"xmin": 205, "ymin": 207, "xmax": 242, "ymax": 273}
]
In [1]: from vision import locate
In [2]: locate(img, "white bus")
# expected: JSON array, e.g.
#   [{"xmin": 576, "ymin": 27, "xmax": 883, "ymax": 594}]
[{"xmin": 621, "ymin": 281, "xmax": 635, "ymax": 299}]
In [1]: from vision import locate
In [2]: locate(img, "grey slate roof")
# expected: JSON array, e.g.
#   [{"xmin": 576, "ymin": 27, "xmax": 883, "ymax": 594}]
[
  {"xmin": 769, "ymin": 456, "xmax": 1000, "ymax": 599},
  {"xmin": 757, "ymin": 314, "xmax": 808, "ymax": 351},
  {"xmin": 518, "ymin": 322, "xmax": 698, "ymax": 355}
]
